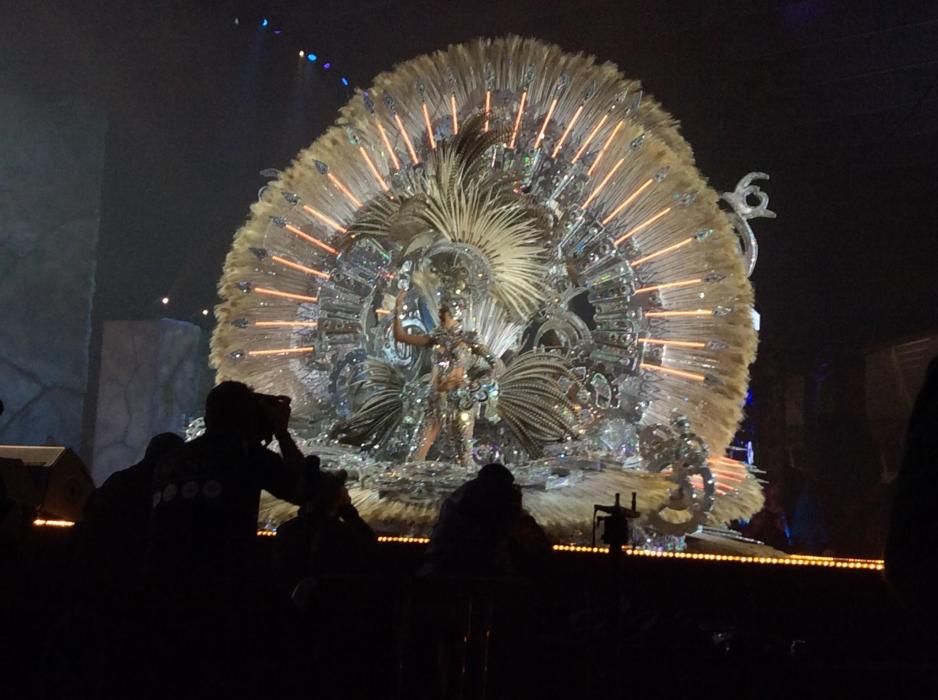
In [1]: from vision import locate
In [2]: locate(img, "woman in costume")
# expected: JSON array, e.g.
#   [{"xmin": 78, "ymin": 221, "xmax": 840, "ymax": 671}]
[{"xmin": 392, "ymin": 289, "xmax": 497, "ymax": 466}]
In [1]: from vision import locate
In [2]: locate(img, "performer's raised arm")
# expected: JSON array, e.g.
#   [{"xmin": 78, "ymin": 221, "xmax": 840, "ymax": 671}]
[{"xmin": 393, "ymin": 290, "xmax": 432, "ymax": 347}]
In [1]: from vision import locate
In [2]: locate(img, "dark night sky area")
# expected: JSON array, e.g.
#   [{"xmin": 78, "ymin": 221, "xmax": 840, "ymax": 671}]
[{"xmin": 4, "ymin": 0, "xmax": 938, "ymax": 368}]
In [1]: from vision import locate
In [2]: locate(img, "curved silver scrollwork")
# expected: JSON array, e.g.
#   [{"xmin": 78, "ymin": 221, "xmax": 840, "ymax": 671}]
[{"xmin": 721, "ymin": 172, "xmax": 776, "ymax": 277}]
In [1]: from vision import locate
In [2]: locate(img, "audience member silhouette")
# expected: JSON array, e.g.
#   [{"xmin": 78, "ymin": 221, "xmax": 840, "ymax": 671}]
[
  {"xmin": 422, "ymin": 463, "xmax": 550, "ymax": 577},
  {"xmin": 0, "ymin": 465, "xmax": 20, "ymax": 565},
  {"xmin": 77, "ymin": 432, "xmax": 184, "ymax": 583},
  {"xmin": 277, "ymin": 456, "xmax": 378, "ymax": 599},
  {"xmin": 742, "ymin": 483, "xmax": 790, "ymax": 551},
  {"xmin": 886, "ymin": 356, "xmax": 938, "ymax": 622},
  {"xmin": 147, "ymin": 381, "xmax": 305, "ymax": 584},
  {"xmin": 140, "ymin": 383, "xmax": 307, "ymax": 696}
]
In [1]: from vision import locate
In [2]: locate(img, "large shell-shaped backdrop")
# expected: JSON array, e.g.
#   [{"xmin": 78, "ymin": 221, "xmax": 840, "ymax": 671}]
[{"xmin": 211, "ymin": 37, "xmax": 763, "ymax": 540}]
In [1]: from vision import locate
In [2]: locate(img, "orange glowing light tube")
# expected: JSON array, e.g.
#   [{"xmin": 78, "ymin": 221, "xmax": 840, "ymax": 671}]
[
  {"xmin": 327, "ymin": 173, "xmax": 362, "ymax": 208},
  {"xmin": 271, "ymin": 255, "xmax": 331, "ymax": 280},
  {"xmin": 484, "ymin": 90, "xmax": 491, "ymax": 132},
  {"xmin": 359, "ymin": 147, "xmax": 389, "ymax": 191},
  {"xmin": 421, "ymin": 103, "xmax": 437, "ymax": 150},
  {"xmin": 639, "ymin": 338, "xmax": 707, "ymax": 349},
  {"xmin": 613, "ymin": 207, "xmax": 672, "ymax": 246},
  {"xmin": 364, "ymin": 536, "xmax": 884, "ymax": 569},
  {"xmin": 551, "ymin": 104, "xmax": 583, "ymax": 158},
  {"xmin": 534, "ymin": 97, "xmax": 558, "ymax": 149},
  {"xmin": 634, "ymin": 278, "xmax": 703, "ymax": 295},
  {"xmin": 644, "ymin": 309, "xmax": 712, "ymax": 318},
  {"xmin": 450, "ymin": 94, "xmax": 459, "ymax": 135},
  {"xmin": 254, "ymin": 321, "xmax": 319, "ymax": 328},
  {"xmin": 302, "ymin": 205, "xmax": 346, "ymax": 233},
  {"xmin": 508, "ymin": 91, "xmax": 527, "ymax": 149},
  {"xmin": 631, "ymin": 237, "xmax": 693, "ymax": 267},
  {"xmin": 601, "ymin": 178, "xmax": 654, "ymax": 225},
  {"xmin": 247, "ymin": 347, "xmax": 316, "ymax": 357},
  {"xmin": 587, "ymin": 120, "xmax": 624, "ymax": 176},
  {"xmin": 254, "ymin": 287, "xmax": 318, "ymax": 303},
  {"xmin": 375, "ymin": 121, "xmax": 401, "ymax": 170},
  {"xmin": 394, "ymin": 113, "xmax": 420, "ymax": 164},
  {"xmin": 582, "ymin": 157, "xmax": 624, "ymax": 207},
  {"xmin": 572, "ymin": 114, "xmax": 609, "ymax": 163},
  {"xmin": 639, "ymin": 362, "xmax": 706, "ymax": 382},
  {"xmin": 284, "ymin": 224, "xmax": 339, "ymax": 255},
  {"xmin": 33, "ymin": 518, "xmax": 75, "ymax": 528}
]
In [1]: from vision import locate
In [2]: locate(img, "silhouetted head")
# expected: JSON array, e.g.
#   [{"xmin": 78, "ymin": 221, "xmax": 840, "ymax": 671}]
[
  {"xmin": 477, "ymin": 462, "xmax": 514, "ymax": 488},
  {"xmin": 460, "ymin": 463, "xmax": 519, "ymax": 522},
  {"xmin": 300, "ymin": 454, "xmax": 349, "ymax": 516},
  {"xmin": 204, "ymin": 380, "xmax": 258, "ymax": 437},
  {"xmin": 144, "ymin": 432, "xmax": 185, "ymax": 463}
]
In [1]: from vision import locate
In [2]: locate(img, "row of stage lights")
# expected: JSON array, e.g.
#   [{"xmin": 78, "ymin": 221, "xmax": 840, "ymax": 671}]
[
  {"xmin": 31, "ymin": 521, "xmax": 884, "ymax": 570},
  {"xmin": 239, "ymin": 15, "xmax": 351, "ymax": 90}
]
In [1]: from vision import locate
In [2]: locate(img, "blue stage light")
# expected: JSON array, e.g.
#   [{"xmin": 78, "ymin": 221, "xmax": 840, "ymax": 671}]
[
  {"xmin": 306, "ymin": 53, "xmax": 317, "ymax": 62},
  {"xmin": 341, "ymin": 77, "xmax": 349, "ymax": 86},
  {"xmin": 261, "ymin": 17, "xmax": 269, "ymax": 27},
  {"xmin": 323, "ymin": 62, "xmax": 331, "ymax": 70}
]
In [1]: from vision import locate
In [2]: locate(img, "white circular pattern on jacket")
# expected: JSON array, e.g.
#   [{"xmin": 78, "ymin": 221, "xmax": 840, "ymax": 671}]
[{"xmin": 162, "ymin": 484, "xmax": 178, "ymax": 503}]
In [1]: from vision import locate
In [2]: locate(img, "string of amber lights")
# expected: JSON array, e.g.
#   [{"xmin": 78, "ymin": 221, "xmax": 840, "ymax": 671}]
[
  {"xmin": 33, "ymin": 518, "xmax": 75, "ymax": 528},
  {"xmin": 31, "ymin": 523, "xmax": 883, "ymax": 570},
  {"xmin": 551, "ymin": 545, "xmax": 884, "ymax": 570},
  {"xmin": 373, "ymin": 535, "xmax": 882, "ymax": 570}
]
